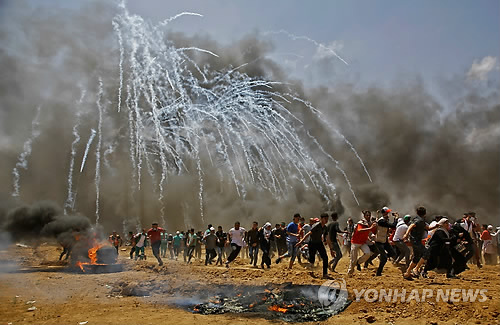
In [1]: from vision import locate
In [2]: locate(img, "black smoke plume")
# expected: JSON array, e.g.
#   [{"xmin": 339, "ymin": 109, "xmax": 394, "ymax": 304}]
[{"xmin": 3, "ymin": 201, "xmax": 91, "ymax": 244}]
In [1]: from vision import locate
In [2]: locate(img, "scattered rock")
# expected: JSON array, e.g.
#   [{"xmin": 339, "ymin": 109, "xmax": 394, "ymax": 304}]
[
  {"xmin": 366, "ymin": 315, "xmax": 376, "ymax": 323},
  {"xmin": 121, "ymin": 282, "xmax": 148, "ymax": 297},
  {"xmin": 27, "ymin": 306, "xmax": 36, "ymax": 312}
]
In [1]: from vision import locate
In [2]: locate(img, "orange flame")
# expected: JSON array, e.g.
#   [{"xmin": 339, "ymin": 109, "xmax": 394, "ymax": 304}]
[
  {"xmin": 75, "ymin": 241, "xmax": 107, "ymax": 272},
  {"xmin": 268, "ymin": 305, "xmax": 288, "ymax": 313}
]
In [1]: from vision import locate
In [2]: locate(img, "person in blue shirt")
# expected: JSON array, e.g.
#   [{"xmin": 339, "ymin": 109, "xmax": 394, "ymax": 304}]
[{"xmin": 275, "ymin": 213, "xmax": 301, "ymax": 269}]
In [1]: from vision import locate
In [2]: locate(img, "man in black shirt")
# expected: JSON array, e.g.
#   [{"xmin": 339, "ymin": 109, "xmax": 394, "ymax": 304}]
[
  {"xmin": 296, "ymin": 213, "xmax": 330, "ymax": 279},
  {"xmin": 326, "ymin": 212, "xmax": 347, "ymax": 272},
  {"xmin": 246, "ymin": 221, "xmax": 260, "ymax": 267},
  {"xmin": 273, "ymin": 223, "xmax": 287, "ymax": 256},
  {"xmin": 215, "ymin": 226, "xmax": 227, "ymax": 266},
  {"xmin": 403, "ymin": 206, "xmax": 437, "ymax": 279}
]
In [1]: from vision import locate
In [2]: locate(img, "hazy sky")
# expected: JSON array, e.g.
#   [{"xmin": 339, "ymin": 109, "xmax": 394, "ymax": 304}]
[{"xmin": 127, "ymin": 0, "xmax": 500, "ymax": 86}]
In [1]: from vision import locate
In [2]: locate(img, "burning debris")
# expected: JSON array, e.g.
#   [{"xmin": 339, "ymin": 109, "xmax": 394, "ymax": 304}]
[
  {"xmin": 1, "ymin": 201, "xmax": 122, "ymax": 273},
  {"xmin": 72, "ymin": 236, "xmax": 122, "ymax": 273},
  {"xmin": 183, "ymin": 283, "xmax": 350, "ymax": 322}
]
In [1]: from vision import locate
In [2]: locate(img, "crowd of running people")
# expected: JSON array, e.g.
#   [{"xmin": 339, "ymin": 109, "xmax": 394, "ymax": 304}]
[{"xmin": 103, "ymin": 207, "xmax": 499, "ymax": 280}]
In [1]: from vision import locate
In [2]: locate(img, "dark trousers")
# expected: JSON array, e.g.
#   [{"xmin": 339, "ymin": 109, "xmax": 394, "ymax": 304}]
[
  {"xmin": 308, "ymin": 241, "xmax": 328, "ymax": 276},
  {"xmin": 151, "ymin": 241, "xmax": 163, "ymax": 265},
  {"xmin": 129, "ymin": 246, "xmax": 135, "ymax": 259},
  {"xmin": 277, "ymin": 242, "xmax": 287, "ymax": 256},
  {"xmin": 329, "ymin": 241, "xmax": 342, "ymax": 271},
  {"xmin": 205, "ymin": 248, "xmax": 216, "ymax": 265},
  {"xmin": 249, "ymin": 245, "xmax": 259, "ymax": 265},
  {"xmin": 451, "ymin": 248, "xmax": 468, "ymax": 275},
  {"xmin": 227, "ymin": 243, "xmax": 242, "ymax": 263},
  {"xmin": 375, "ymin": 242, "xmax": 393, "ymax": 275},
  {"xmin": 261, "ymin": 243, "xmax": 271, "ymax": 267},
  {"xmin": 187, "ymin": 246, "xmax": 196, "ymax": 263},
  {"xmin": 173, "ymin": 246, "xmax": 180, "ymax": 257},
  {"xmin": 365, "ymin": 244, "xmax": 379, "ymax": 266}
]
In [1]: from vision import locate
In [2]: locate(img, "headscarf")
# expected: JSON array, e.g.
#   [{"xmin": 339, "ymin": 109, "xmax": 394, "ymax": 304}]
[{"xmin": 263, "ymin": 222, "xmax": 272, "ymax": 240}]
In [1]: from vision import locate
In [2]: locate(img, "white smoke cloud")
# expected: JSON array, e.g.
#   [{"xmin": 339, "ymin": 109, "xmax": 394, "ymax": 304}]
[{"xmin": 467, "ymin": 56, "xmax": 498, "ymax": 81}]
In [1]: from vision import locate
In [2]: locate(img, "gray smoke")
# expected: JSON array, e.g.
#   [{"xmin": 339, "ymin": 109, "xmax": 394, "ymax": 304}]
[{"xmin": 0, "ymin": 0, "xmax": 498, "ymax": 235}]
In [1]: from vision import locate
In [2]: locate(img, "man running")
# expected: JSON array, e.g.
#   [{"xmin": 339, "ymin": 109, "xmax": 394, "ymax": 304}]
[
  {"xmin": 147, "ymin": 223, "xmax": 164, "ymax": 266},
  {"xmin": 127, "ymin": 231, "xmax": 136, "ymax": 260},
  {"xmin": 344, "ymin": 218, "xmax": 355, "ymax": 256},
  {"xmin": 160, "ymin": 229, "xmax": 168, "ymax": 258},
  {"xmin": 347, "ymin": 211, "xmax": 377, "ymax": 276},
  {"xmin": 461, "ymin": 212, "xmax": 482, "ymax": 269},
  {"xmin": 134, "ymin": 229, "xmax": 147, "ymax": 260},
  {"xmin": 403, "ymin": 206, "xmax": 437, "ymax": 279},
  {"xmin": 273, "ymin": 223, "xmax": 287, "ymax": 256},
  {"xmin": 275, "ymin": 213, "xmax": 301, "ymax": 270},
  {"xmin": 299, "ymin": 218, "xmax": 314, "ymax": 261},
  {"xmin": 296, "ymin": 213, "xmax": 330, "ymax": 279},
  {"xmin": 172, "ymin": 231, "xmax": 182, "ymax": 260},
  {"xmin": 108, "ymin": 231, "xmax": 122, "ymax": 254},
  {"xmin": 326, "ymin": 212, "xmax": 347, "ymax": 272},
  {"xmin": 203, "ymin": 227, "xmax": 218, "ymax": 265},
  {"xmin": 393, "ymin": 215, "xmax": 412, "ymax": 271},
  {"xmin": 225, "ymin": 221, "xmax": 246, "ymax": 268},
  {"xmin": 373, "ymin": 207, "xmax": 398, "ymax": 276},
  {"xmin": 186, "ymin": 229, "xmax": 197, "ymax": 264},
  {"xmin": 215, "ymin": 226, "xmax": 227, "ymax": 266},
  {"xmin": 246, "ymin": 221, "xmax": 260, "ymax": 267}
]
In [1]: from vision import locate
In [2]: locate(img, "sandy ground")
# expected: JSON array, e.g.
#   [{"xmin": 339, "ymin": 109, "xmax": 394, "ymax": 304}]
[{"xmin": 0, "ymin": 243, "xmax": 499, "ymax": 325}]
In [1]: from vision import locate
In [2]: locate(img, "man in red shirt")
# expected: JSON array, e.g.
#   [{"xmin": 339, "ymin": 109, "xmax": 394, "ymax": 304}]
[
  {"xmin": 147, "ymin": 223, "xmax": 164, "ymax": 266},
  {"xmin": 347, "ymin": 210, "xmax": 376, "ymax": 275}
]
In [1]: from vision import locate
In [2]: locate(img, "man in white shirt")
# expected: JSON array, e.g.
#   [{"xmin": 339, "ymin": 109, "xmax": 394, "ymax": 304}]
[
  {"xmin": 134, "ymin": 229, "xmax": 147, "ymax": 260},
  {"xmin": 392, "ymin": 215, "xmax": 411, "ymax": 270},
  {"xmin": 225, "ymin": 221, "xmax": 246, "ymax": 268}
]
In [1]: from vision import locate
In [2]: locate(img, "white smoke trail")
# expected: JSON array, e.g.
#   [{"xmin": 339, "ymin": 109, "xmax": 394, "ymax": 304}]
[
  {"xmin": 95, "ymin": 77, "xmax": 104, "ymax": 225},
  {"xmin": 64, "ymin": 89, "xmax": 86, "ymax": 214},
  {"xmin": 263, "ymin": 29, "xmax": 349, "ymax": 65},
  {"xmin": 177, "ymin": 47, "xmax": 219, "ymax": 58},
  {"xmin": 12, "ymin": 106, "xmax": 42, "ymax": 197},
  {"xmin": 112, "ymin": 19, "xmax": 124, "ymax": 112},
  {"xmin": 159, "ymin": 12, "xmax": 203, "ymax": 27},
  {"xmin": 80, "ymin": 129, "xmax": 96, "ymax": 173}
]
